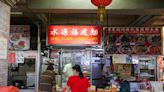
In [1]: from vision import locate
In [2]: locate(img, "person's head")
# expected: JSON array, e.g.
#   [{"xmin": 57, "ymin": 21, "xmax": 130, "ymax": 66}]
[
  {"xmin": 72, "ymin": 65, "xmax": 84, "ymax": 79},
  {"xmin": 47, "ymin": 65, "xmax": 54, "ymax": 71},
  {"xmin": 65, "ymin": 60, "xmax": 71, "ymax": 64}
]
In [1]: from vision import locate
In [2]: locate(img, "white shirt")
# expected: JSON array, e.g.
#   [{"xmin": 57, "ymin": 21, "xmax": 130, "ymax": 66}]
[{"xmin": 63, "ymin": 63, "xmax": 73, "ymax": 77}]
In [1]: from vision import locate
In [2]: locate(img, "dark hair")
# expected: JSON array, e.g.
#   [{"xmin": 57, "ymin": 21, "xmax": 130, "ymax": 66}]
[
  {"xmin": 72, "ymin": 65, "xmax": 84, "ymax": 79},
  {"xmin": 47, "ymin": 65, "xmax": 54, "ymax": 70}
]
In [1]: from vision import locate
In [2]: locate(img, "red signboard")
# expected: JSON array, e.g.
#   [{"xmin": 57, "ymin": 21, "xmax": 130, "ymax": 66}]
[
  {"xmin": 104, "ymin": 27, "xmax": 161, "ymax": 55},
  {"xmin": 48, "ymin": 25, "xmax": 101, "ymax": 45}
]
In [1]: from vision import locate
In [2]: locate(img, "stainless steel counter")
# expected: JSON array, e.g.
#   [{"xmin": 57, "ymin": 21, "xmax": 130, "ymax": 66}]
[{"xmin": 20, "ymin": 89, "xmax": 35, "ymax": 92}]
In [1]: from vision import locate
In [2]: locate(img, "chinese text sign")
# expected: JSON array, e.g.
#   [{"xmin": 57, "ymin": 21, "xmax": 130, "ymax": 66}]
[{"xmin": 48, "ymin": 25, "xmax": 101, "ymax": 45}]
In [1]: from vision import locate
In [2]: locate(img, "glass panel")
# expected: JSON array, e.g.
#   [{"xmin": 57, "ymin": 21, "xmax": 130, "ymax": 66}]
[{"xmin": 61, "ymin": 49, "xmax": 92, "ymax": 87}]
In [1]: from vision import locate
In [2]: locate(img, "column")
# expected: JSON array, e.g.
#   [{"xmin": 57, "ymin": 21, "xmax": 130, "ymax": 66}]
[{"xmin": 0, "ymin": 1, "xmax": 10, "ymax": 86}]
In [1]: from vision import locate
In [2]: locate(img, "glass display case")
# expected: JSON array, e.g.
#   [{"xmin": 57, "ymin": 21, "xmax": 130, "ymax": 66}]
[
  {"xmin": 138, "ymin": 56, "xmax": 156, "ymax": 81},
  {"xmin": 61, "ymin": 49, "xmax": 92, "ymax": 84}
]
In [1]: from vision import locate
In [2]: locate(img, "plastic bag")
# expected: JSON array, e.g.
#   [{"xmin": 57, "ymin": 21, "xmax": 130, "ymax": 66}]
[
  {"xmin": 0, "ymin": 86, "xmax": 19, "ymax": 92},
  {"xmin": 61, "ymin": 87, "xmax": 67, "ymax": 92}
]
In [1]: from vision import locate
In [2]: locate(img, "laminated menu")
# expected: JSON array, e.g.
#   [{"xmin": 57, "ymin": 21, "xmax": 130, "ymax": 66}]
[{"xmin": 112, "ymin": 54, "xmax": 127, "ymax": 64}]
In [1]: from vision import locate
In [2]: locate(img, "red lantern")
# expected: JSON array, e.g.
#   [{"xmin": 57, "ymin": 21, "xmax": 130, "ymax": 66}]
[{"xmin": 91, "ymin": 0, "xmax": 112, "ymax": 22}]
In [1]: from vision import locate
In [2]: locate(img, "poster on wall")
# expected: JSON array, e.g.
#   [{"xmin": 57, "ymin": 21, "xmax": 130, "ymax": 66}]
[
  {"xmin": 7, "ymin": 51, "xmax": 16, "ymax": 63},
  {"xmin": 112, "ymin": 54, "xmax": 127, "ymax": 63},
  {"xmin": 114, "ymin": 64, "xmax": 132, "ymax": 79},
  {"xmin": 47, "ymin": 25, "xmax": 101, "ymax": 46},
  {"xmin": 9, "ymin": 25, "xmax": 30, "ymax": 50},
  {"xmin": 16, "ymin": 51, "xmax": 24, "ymax": 63},
  {"xmin": 7, "ymin": 51, "xmax": 24, "ymax": 63},
  {"xmin": 104, "ymin": 27, "xmax": 161, "ymax": 55}
]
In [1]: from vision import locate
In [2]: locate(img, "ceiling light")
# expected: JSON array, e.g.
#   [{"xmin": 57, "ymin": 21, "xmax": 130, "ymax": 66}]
[{"xmin": 11, "ymin": 12, "xmax": 23, "ymax": 15}]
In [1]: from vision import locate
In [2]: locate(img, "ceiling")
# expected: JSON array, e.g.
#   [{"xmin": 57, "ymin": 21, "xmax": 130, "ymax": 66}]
[{"xmin": 1, "ymin": 0, "xmax": 164, "ymax": 31}]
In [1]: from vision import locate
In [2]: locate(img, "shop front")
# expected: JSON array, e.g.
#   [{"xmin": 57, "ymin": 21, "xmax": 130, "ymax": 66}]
[
  {"xmin": 1, "ymin": 0, "xmax": 164, "ymax": 92},
  {"xmin": 4, "ymin": 25, "xmax": 164, "ymax": 92},
  {"xmin": 39, "ymin": 25, "xmax": 102, "ymax": 91},
  {"xmin": 39, "ymin": 26, "xmax": 164, "ymax": 92},
  {"xmin": 102, "ymin": 27, "xmax": 163, "ymax": 92}
]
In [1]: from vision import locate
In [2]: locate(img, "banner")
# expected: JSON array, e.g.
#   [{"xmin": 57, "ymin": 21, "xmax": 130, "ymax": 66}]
[
  {"xmin": 9, "ymin": 25, "xmax": 30, "ymax": 50},
  {"xmin": 104, "ymin": 27, "xmax": 161, "ymax": 55},
  {"xmin": 48, "ymin": 25, "xmax": 101, "ymax": 45}
]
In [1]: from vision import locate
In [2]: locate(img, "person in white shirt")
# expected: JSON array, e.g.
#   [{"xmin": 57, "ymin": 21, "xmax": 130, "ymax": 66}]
[{"xmin": 63, "ymin": 61, "xmax": 73, "ymax": 81}]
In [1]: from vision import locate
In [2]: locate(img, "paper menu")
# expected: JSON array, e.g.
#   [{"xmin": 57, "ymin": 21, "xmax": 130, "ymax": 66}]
[
  {"xmin": 112, "ymin": 54, "xmax": 127, "ymax": 64},
  {"xmin": 132, "ymin": 55, "xmax": 139, "ymax": 64},
  {"xmin": 16, "ymin": 51, "xmax": 24, "ymax": 63}
]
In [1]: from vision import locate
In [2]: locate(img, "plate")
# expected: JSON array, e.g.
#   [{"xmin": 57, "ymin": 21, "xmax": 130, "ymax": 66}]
[
  {"xmin": 108, "ymin": 34, "xmax": 117, "ymax": 43},
  {"xmin": 148, "ymin": 45, "xmax": 161, "ymax": 54},
  {"xmin": 14, "ymin": 38, "xmax": 28, "ymax": 50},
  {"xmin": 10, "ymin": 34, "xmax": 21, "ymax": 43},
  {"xmin": 119, "ymin": 44, "xmax": 133, "ymax": 54},
  {"xmin": 134, "ymin": 44, "xmax": 147, "ymax": 54},
  {"xmin": 135, "ymin": 34, "xmax": 146, "ymax": 44},
  {"xmin": 148, "ymin": 35, "xmax": 161, "ymax": 44},
  {"xmin": 117, "ymin": 34, "xmax": 132, "ymax": 43},
  {"xmin": 106, "ymin": 44, "xmax": 118, "ymax": 54}
]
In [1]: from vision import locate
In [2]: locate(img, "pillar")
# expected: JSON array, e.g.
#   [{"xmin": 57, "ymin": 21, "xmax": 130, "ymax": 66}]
[{"xmin": 0, "ymin": 1, "xmax": 10, "ymax": 86}]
